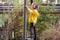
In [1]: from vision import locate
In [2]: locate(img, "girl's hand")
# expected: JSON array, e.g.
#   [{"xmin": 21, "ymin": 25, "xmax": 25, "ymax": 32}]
[{"xmin": 25, "ymin": 5, "xmax": 28, "ymax": 8}]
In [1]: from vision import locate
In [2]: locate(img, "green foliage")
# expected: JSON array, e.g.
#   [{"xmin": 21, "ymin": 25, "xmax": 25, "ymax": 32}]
[{"xmin": 35, "ymin": 0, "xmax": 57, "ymax": 32}]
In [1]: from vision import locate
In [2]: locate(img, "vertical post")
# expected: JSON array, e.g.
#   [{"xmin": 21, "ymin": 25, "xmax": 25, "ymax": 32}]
[
  {"xmin": 31, "ymin": 0, "xmax": 33, "ymax": 4},
  {"xmin": 23, "ymin": 0, "xmax": 26, "ymax": 40}
]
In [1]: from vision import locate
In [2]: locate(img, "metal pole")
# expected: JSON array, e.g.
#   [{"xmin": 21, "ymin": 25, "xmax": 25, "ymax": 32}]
[{"xmin": 23, "ymin": 0, "xmax": 26, "ymax": 40}]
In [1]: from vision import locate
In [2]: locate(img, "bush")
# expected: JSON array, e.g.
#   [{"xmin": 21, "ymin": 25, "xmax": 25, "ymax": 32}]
[{"xmin": 40, "ymin": 28, "xmax": 60, "ymax": 40}]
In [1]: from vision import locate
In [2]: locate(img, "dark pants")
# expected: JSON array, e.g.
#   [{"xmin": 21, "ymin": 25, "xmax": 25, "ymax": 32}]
[{"xmin": 29, "ymin": 23, "xmax": 35, "ymax": 38}]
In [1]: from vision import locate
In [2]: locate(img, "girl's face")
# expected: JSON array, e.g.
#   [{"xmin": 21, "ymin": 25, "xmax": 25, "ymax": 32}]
[{"xmin": 31, "ymin": 3, "xmax": 36, "ymax": 9}]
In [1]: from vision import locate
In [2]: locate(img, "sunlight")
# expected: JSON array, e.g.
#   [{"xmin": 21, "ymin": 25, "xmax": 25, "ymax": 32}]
[{"xmin": 42, "ymin": 0, "xmax": 47, "ymax": 3}]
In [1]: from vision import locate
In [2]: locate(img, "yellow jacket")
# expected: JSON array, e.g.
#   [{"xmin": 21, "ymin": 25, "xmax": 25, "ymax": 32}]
[{"xmin": 27, "ymin": 7, "xmax": 39, "ymax": 24}]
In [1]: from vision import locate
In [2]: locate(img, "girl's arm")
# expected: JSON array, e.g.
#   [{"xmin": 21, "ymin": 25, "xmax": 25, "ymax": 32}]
[
  {"xmin": 25, "ymin": 6, "xmax": 32, "ymax": 14},
  {"xmin": 34, "ymin": 10, "xmax": 40, "ymax": 16}
]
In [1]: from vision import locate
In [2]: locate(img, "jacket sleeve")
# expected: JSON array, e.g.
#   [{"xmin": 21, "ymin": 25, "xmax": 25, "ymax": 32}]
[
  {"xmin": 35, "ymin": 10, "xmax": 40, "ymax": 16},
  {"xmin": 26, "ymin": 7, "xmax": 32, "ymax": 14}
]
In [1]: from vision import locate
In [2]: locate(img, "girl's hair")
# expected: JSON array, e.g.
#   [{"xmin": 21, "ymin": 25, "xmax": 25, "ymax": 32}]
[{"xmin": 32, "ymin": 2, "xmax": 37, "ymax": 9}]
